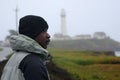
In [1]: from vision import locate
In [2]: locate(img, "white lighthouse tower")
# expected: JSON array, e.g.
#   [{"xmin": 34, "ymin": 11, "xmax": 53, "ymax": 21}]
[
  {"xmin": 61, "ymin": 9, "xmax": 67, "ymax": 36},
  {"xmin": 52, "ymin": 9, "xmax": 70, "ymax": 40}
]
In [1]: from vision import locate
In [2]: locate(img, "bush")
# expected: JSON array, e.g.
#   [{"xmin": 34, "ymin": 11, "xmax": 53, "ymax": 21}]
[
  {"xmin": 73, "ymin": 59, "xmax": 94, "ymax": 65},
  {"xmin": 0, "ymin": 48, "xmax": 3, "ymax": 51}
]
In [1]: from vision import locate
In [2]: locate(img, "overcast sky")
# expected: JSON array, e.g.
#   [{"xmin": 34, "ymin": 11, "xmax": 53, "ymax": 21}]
[{"xmin": 0, "ymin": 0, "xmax": 120, "ymax": 42}]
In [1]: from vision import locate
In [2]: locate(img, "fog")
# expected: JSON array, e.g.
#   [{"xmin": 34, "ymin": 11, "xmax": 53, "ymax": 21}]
[{"xmin": 0, "ymin": 0, "xmax": 120, "ymax": 42}]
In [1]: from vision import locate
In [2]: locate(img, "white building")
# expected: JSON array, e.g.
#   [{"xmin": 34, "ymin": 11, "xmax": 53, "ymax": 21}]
[
  {"xmin": 52, "ymin": 33, "xmax": 71, "ymax": 40},
  {"xmin": 73, "ymin": 34, "xmax": 92, "ymax": 39},
  {"xmin": 93, "ymin": 32, "xmax": 107, "ymax": 39}
]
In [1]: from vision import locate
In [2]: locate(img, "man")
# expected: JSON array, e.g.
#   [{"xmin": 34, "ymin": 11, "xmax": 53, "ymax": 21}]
[{"xmin": 1, "ymin": 15, "xmax": 51, "ymax": 80}]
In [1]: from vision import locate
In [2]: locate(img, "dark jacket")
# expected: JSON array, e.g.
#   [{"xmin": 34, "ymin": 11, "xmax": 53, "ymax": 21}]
[{"xmin": 1, "ymin": 34, "xmax": 50, "ymax": 80}]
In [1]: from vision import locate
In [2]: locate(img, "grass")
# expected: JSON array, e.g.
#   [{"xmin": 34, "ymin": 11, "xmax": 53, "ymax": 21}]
[
  {"xmin": 0, "ymin": 48, "xmax": 3, "ymax": 51},
  {"xmin": 49, "ymin": 49, "xmax": 120, "ymax": 80}
]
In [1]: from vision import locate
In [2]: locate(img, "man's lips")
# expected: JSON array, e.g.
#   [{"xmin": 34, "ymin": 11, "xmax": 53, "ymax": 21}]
[{"xmin": 46, "ymin": 39, "xmax": 50, "ymax": 44}]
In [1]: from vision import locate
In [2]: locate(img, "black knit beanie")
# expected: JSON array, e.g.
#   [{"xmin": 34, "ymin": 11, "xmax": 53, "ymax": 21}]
[{"xmin": 19, "ymin": 15, "xmax": 48, "ymax": 39}]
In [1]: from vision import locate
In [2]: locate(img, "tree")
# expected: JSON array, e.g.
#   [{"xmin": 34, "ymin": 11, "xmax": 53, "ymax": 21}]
[
  {"xmin": 8, "ymin": 30, "xmax": 18, "ymax": 35},
  {"xmin": 5, "ymin": 29, "xmax": 18, "ymax": 40}
]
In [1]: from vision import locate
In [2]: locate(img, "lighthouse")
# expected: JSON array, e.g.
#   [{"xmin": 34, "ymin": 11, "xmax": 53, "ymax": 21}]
[
  {"xmin": 61, "ymin": 9, "xmax": 67, "ymax": 36},
  {"xmin": 52, "ymin": 9, "xmax": 70, "ymax": 40}
]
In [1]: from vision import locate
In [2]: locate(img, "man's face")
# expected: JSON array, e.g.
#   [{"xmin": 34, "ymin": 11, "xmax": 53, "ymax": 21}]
[{"xmin": 35, "ymin": 29, "xmax": 50, "ymax": 49}]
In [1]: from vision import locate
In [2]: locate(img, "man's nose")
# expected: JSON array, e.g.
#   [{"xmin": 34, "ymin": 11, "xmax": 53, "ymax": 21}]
[{"xmin": 47, "ymin": 33, "xmax": 50, "ymax": 38}]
